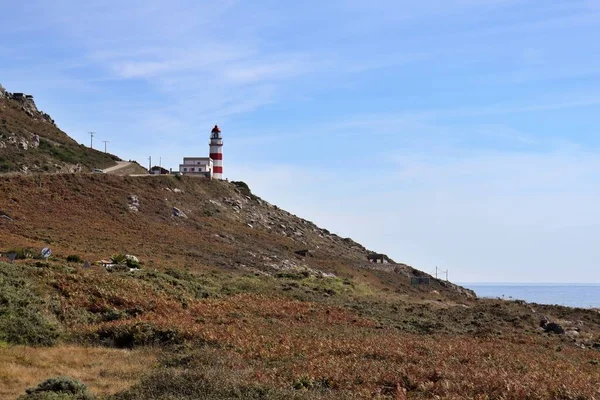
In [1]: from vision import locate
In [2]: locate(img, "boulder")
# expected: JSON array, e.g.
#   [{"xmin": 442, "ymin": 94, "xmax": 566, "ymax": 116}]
[
  {"xmin": 172, "ymin": 207, "xmax": 187, "ymax": 218},
  {"xmin": 125, "ymin": 255, "xmax": 139, "ymax": 263},
  {"xmin": 565, "ymin": 330, "xmax": 579, "ymax": 338},
  {"xmin": 128, "ymin": 195, "xmax": 140, "ymax": 212},
  {"xmin": 544, "ymin": 322, "xmax": 565, "ymax": 335}
]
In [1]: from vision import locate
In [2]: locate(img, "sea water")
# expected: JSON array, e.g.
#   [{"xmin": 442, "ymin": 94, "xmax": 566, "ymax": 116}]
[{"xmin": 461, "ymin": 284, "xmax": 600, "ymax": 309}]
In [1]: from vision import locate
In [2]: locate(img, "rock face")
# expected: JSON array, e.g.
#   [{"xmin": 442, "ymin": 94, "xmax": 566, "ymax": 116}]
[
  {"xmin": 0, "ymin": 84, "xmax": 119, "ymax": 173},
  {"xmin": 5, "ymin": 92, "xmax": 55, "ymax": 125}
]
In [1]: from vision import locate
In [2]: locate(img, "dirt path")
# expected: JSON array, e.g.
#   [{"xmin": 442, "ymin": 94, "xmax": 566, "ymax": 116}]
[{"xmin": 103, "ymin": 161, "xmax": 148, "ymax": 176}]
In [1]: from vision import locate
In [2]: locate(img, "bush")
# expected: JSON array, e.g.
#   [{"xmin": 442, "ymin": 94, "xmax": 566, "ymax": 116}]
[
  {"xmin": 0, "ymin": 263, "xmax": 60, "ymax": 346},
  {"xmin": 110, "ymin": 254, "xmax": 140, "ymax": 269},
  {"xmin": 4, "ymin": 247, "xmax": 34, "ymax": 260},
  {"xmin": 111, "ymin": 254, "xmax": 127, "ymax": 264},
  {"xmin": 231, "ymin": 181, "xmax": 252, "ymax": 197},
  {"xmin": 111, "ymin": 368, "xmax": 309, "ymax": 400},
  {"xmin": 19, "ymin": 376, "xmax": 94, "ymax": 400},
  {"xmin": 96, "ymin": 322, "xmax": 182, "ymax": 348},
  {"xmin": 66, "ymin": 255, "xmax": 82, "ymax": 263}
]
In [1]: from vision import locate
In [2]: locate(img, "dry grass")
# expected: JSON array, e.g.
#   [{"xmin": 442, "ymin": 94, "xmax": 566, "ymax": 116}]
[
  {"xmin": 1, "ymin": 174, "xmax": 599, "ymax": 398},
  {"xmin": 46, "ymin": 268, "xmax": 600, "ymax": 398},
  {"xmin": 0, "ymin": 345, "xmax": 157, "ymax": 399}
]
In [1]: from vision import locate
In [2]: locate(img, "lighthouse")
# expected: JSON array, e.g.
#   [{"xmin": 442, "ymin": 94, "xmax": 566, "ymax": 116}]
[{"xmin": 209, "ymin": 124, "xmax": 223, "ymax": 180}]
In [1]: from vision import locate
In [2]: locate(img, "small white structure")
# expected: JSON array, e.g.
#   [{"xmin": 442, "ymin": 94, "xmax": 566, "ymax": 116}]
[{"xmin": 179, "ymin": 157, "xmax": 213, "ymax": 177}]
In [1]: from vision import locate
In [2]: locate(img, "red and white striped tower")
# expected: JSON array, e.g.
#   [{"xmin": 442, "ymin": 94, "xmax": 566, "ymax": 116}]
[{"xmin": 209, "ymin": 124, "xmax": 223, "ymax": 179}]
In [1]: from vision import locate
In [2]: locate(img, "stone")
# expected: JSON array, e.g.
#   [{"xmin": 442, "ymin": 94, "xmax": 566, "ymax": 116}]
[
  {"xmin": 173, "ymin": 188, "xmax": 183, "ymax": 193},
  {"xmin": 128, "ymin": 194, "xmax": 140, "ymax": 212},
  {"xmin": 32, "ymin": 134, "xmax": 40, "ymax": 148},
  {"xmin": 544, "ymin": 322, "xmax": 565, "ymax": 335},
  {"xmin": 208, "ymin": 199, "xmax": 222, "ymax": 207},
  {"xmin": 565, "ymin": 330, "xmax": 579, "ymax": 338},
  {"xmin": 125, "ymin": 254, "xmax": 139, "ymax": 263},
  {"xmin": 172, "ymin": 207, "xmax": 188, "ymax": 218}
]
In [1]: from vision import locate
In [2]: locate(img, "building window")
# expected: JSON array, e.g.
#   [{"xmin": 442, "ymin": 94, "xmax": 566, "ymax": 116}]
[
  {"xmin": 190, "ymin": 168, "xmax": 195, "ymax": 172},
  {"xmin": 183, "ymin": 168, "xmax": 187, "ymax": 172}
]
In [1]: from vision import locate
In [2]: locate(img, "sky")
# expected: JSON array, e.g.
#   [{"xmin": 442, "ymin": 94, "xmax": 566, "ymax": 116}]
[{"xmin": 1, "ymin": 0, "xmax": 600, "ymax": 283}]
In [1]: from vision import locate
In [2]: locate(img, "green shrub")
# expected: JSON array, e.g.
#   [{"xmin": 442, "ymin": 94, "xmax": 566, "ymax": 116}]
[
  {"xmin": 66, "ymin": 255, "xmax": 82, "ymax": 263},
  {"xmin": 111, "ymin": 368, "xmax": 310, "ymax": 400},
  {"xmin": 18, "ymin": 376, "xmax": 94, "ymax": 400},
  {"xmin": 4, "ymin": 247, "xmax": 34, "ymax": 260},
  {"xmin": 231, "ymin": 181, "xmax": 252, "ymax": 197},
  {"xmin": 111, "ymin": 254, "xmax": 127, "ymax": 264},
  {"xmin": 125, "ymin": 258, "xmax": 140, "ymax": 269},
  {"xmin": 0, "ymin": 263, "xmax": 60, "ymax": 346},
  {"xmin": 96, "ymin": 322, "xmax": 182, "ymax": 348},
  {"xmin": 110, "ymin": 254, "xmax": 140, "ymax": 269}
]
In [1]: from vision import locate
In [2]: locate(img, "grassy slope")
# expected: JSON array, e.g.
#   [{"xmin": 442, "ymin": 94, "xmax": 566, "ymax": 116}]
[
  {"xmin": 0, "ymin": 175, "xmax": 599, "ymax": 399},
  {"xmin": 0, "ymin": 95, "xmax": 119, "ymax": 173}
]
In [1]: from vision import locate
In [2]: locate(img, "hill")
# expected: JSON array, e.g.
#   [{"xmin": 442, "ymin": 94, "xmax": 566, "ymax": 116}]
[
  {"xmin": 0, "ymin": 84, "xmax": 119, "ymax": 173},
  {"xmin": 1, "ymin": 174, "xmax": 599, "ymax": 399},
  {"xmin": 0, "ymin": 85, "xmax": 599, "ymax": 399}
]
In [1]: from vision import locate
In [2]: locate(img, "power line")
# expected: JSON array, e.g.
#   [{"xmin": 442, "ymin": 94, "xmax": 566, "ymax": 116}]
[{"xmin": 432, "ymin": 266, "xmax": 449, "ymax": 281}]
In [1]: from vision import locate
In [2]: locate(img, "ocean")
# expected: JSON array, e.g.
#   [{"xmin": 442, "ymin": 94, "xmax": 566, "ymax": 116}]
[{"xmin": 461, "ymin": 284, "xmax": 600, "ymax": 309}]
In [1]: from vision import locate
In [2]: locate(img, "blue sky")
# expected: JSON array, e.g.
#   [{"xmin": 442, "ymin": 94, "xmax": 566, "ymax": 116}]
[{"xmin": 2, "ymin": 0, "xmax": 600, "ymax": 282}]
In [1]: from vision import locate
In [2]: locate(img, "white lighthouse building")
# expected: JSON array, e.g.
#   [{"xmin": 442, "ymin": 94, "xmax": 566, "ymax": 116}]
[
  {"xmin": 178, "ymin": 124, "xmax": 224, "ymax": 179},
  {"xmin": 209, "ymin": 124, "xmax": 223, "ymax": 180}
]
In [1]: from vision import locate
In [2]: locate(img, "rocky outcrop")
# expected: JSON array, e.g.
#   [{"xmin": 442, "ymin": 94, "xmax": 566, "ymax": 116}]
[
  {"xmin": 4, "ymin": 92, "xmax": 55, "ymax": 125},
  {"xmin": 128, "ymin": 195, "xmax": 140, "ymax": 212}
]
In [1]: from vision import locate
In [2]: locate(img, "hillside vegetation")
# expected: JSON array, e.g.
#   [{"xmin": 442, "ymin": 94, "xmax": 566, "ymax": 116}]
[
  {"xmin": 0, "ymin": 85, "xmax": 119, "ymax": 173},
  {"xmin": 1, "ymin": 174, "xmax": 599, "ymax": 399}
]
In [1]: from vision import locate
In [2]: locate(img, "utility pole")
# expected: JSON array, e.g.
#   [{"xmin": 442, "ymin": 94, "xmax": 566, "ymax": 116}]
[
  {"xmin": 435, "ymin": 266, "xmax": 438, "ymax": 279},
  {"xmin": 148, "ymin": 156, "xmax": 151, "ymax": 172},
  {"xmin": 89, "ymin": 132, "xmax": 95, "ymax": 149},
  {"xmin": 102, "ymin": 140, "xmax": 109, "ymax": 153},
  {"xmin": 159, "ymin": 157, "xmax": 162, "ymax": 168}
]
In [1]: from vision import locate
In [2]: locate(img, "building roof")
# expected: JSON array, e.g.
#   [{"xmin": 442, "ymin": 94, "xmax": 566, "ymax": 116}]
[{"xmin": 182, "ymin": 157, "xmax": 211, "ymax": 161}]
